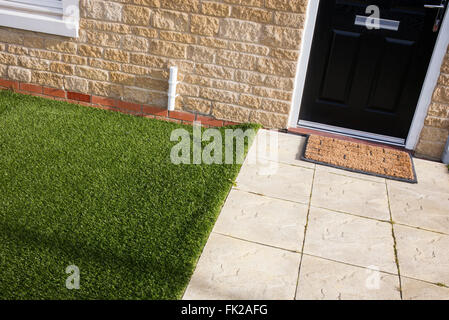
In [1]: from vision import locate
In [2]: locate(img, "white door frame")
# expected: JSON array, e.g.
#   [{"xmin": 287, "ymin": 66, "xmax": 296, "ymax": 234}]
[{"xmin": 288, "ymin": 0, "xmax": 449, "ymax": 150}]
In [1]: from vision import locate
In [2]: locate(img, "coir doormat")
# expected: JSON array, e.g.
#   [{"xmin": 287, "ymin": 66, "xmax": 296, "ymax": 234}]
[{"xmin": 301, "ymin": 135, "xmax": 417, "ymax": 183}]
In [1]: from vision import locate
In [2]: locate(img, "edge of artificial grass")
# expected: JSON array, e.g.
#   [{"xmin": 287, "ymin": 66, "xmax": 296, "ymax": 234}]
[{"xmin": 177, "ymin": 124, "xmax": 260, "ymax": 299}]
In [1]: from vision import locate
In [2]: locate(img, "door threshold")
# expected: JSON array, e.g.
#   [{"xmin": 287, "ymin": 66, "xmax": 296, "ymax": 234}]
[{"xmin": 295, "ymin": 120, "xmax": 406, "ymax": 147}]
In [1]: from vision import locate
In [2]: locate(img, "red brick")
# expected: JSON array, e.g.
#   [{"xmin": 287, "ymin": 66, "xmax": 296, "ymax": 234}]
[
  {"xmin": 223, "ymin": 121, "xmax": 239, "ymax": 126},
  {"xmin": 154, "ymin": 116, "xmax": 181, "ymax": 124},
  {"xmin": 169, "ymin": 111, "xmax": 195, "ymax": 122},
  {"xmin": 118, "ymin": 100, "xmax": 141, "ymax": 113},
  {"xmin": 100, "ymin": 105, "xmax": 118, "ymax": 112},
  {"xmin": 165, "ymin": 118, "xmax": 182, "ymax": 124},
  {"xmin": 92, "ymin": 95, "xmax": 117, "ymax": 107},
  {"xmin": 142, "ymin": 105, "xmax": 168, "ymax": 117},
  {"xmin": 196, "ymin": 115, "xmax": 224, "ymax": 127},
  {"xmin": 67, "ymin": 91, "xmax": 91, "ymax": 103},
  {"xmin": 20, "ymin": 83, "xmax": 42, "ymax": 94},
  {"xmin": 43, "ymin": 87, "xmax": 66, "ymax": 98},
  {"xmin": 0, "ymin": 79, "xmax": 19, "ymax": 90},
  {"xmin": 15, "ymin": 89, "xmax": 46, "ymax": 98}
]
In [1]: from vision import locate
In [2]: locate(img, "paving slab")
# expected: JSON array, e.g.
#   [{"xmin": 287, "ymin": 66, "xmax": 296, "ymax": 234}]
[
  {"xmin": 275, "ymin": 132, "xmax": 312, "ymax": 167},
  {"xmin": 315, "ymin": 163, "xmax": 387, "ymax": 183},
  {"xmin": 296, "ymin": 255, "xmax": 401, "ymax": 300},
  {"xmin": 401, "ymin": 277, "xmax": 449, "ymax": 300},
  {"xmin": 410, "ymin": 158, "xmax": 449, "ymax": 193},
  {"xmin": 236, "ymin": 160, "xmax": 314, "ymax": 204},
  {"xmin": 213, "ymin": 189, "xmax": 308, "ymax": 251},
  {"xmin": 247, "ymin": 130, "xmax": 314, "ymax": 169},
  {"xmin": 387, "ymin": 158, "xmax": 449, "ymax": 193},
  {"xmin": 395, "ymin": 225, "xmax": 449, "ymax": 286},
  {"xmin": 183, "ymin": 233, "xmax": 301, "ymax": 300},
  {"xmin": 388, "ymin": 182, "xmax": 449, "ymax": 234},
  {"xmin": 386, "ymin": 158, "xmax": 449, "ymax": 234},
  {"xmin": 303, "ymin": 207, "xmax": 397, "ymax": 274},
  {"xmin": 311, "ymin": 169, "xmax": 390, "ymax": 220}
]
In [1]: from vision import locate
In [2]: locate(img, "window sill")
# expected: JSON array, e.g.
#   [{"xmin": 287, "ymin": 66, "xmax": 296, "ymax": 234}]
[{"xmin": 0, "ymin": 6, "xmax": 78, "ymax": 38}]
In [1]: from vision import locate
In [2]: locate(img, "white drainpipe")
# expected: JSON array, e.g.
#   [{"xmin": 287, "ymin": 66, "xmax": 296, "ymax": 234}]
[{"xmin": 167, "ymin": 66, "xmax": 178, "ymax": 111}]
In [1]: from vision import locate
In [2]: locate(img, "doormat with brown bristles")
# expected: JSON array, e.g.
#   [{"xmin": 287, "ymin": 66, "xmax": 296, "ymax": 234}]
[{"xmin": 301, "ymin": 135, "xmax": 417, "ymax": 183}]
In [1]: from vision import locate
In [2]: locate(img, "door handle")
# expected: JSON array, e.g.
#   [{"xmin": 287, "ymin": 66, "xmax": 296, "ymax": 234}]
[
  {"xmin": 424, "ymin": 4, "xmax": 445, "ymax": 8},
  {"xmin": 424, "ymin": 1, "xmax": 446, "ymax": 32}
]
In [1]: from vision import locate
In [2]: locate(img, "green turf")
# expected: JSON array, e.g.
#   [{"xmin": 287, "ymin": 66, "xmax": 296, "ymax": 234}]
[{"xmin": 0, "ymin": 90, "xmax": 258, "ymax": 299}]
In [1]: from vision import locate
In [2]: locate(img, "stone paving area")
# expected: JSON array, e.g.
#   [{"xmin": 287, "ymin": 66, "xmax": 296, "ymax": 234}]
[{"xmin": 183, "ymin": 130, "xmax": 449, "ymax": 300}]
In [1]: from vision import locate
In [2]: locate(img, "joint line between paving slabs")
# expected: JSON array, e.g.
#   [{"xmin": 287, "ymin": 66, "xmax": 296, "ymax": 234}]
[
  {"xmin": 233, "ymin": 188, "xmax": 309, "ymax": 206},
  {"xmin": 385, "ymin": 181, "xmax": 403, "ymax": 300},
  {"xmin": 212, "ymin": 232, "xmax": 300, "ymax": 254},
  {"xmin": 294, "ymin": 165, "xmax": 317, "ymax": 299}
]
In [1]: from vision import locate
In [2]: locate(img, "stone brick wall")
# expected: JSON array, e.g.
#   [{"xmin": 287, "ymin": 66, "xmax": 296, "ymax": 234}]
[
  {"xmin": 0, "ymin": 0, "xmax": 308, "ymax": 128},
  {"xmin": 416, "ymin": 47, "xmax": 449, "ymax": 160}
]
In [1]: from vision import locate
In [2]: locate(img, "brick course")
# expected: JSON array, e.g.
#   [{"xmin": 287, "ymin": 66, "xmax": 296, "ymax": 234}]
[{"xmin": 0, "ymin": 80, "xmax": 225, "ymax": 127}]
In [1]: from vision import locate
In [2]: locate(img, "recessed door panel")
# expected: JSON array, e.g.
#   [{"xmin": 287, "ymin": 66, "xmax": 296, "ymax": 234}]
[
  {"xmin": 320, "ymin": 30, "xmax": 361, "ymax": 104},
  {"xmin": 366, "ymin": 37, "xmax": 414, "ymax": 113}
]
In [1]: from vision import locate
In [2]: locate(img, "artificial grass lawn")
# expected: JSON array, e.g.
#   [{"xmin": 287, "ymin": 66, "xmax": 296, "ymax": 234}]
[{"xmin": 0, "ymin": 90, "xmax": 258, "ymax": 299}]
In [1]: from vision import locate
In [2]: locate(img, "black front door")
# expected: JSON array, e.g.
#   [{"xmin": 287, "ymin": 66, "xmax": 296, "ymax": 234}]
[{"xmin": 299, "ymin": 0, "xmax": 447, "ymax": 139}]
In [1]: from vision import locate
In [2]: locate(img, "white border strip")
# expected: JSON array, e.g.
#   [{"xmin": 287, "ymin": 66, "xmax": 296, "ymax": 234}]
[
  {"xmin": 289, "ymin": 0, "xmax": 449, "ymax": 150},
  {"xmin": 405, "ymin": 8, "xmax": 449, "ymax": 150},
  {"xmin": 0, "ymin": 0, "xmax": 79, "ymax": 38},
  {"xmin": 288, "ymin": 0, "xmax": 320, "ymax": 127},
  {"xmin": 298, "ymin": 120, "xmax": 406, "ymax": 146}
]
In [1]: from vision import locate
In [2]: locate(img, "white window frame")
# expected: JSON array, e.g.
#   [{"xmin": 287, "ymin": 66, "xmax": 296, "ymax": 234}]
[{"xmin": 0, "ymin": 0, "xmax": 79, "ymax": 37}]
